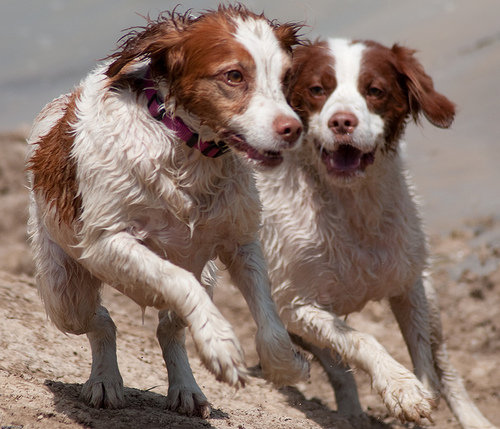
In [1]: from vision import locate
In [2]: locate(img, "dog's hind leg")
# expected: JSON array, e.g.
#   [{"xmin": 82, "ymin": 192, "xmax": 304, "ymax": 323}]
[
  {"xmin": 289, "ymin": 333, "xmax": 363, "ymax": 417},
  {"xmin": 157, "ymin": 310, "xmax": 210, "ymax": 418},
  {"xmin": 31, "ymin": 223, "xmax": 123, "ymax": 408},
  {"xmin": 81, "ymin": 305, "xmax": 123, "ymax": 408},
  {"xmin": 423, "ymin": 277, "xmax": 497, "ymax": 429},
  {"xmin": 156, "ymin": 260, "xmax": 214, "ymax": 418},
  {"xmin": 389, "ymin": 277, "xmax": 440, "ymax": 398}
]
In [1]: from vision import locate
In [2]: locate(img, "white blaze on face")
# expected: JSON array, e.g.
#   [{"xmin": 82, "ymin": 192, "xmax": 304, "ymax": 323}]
[
  {"xmin": 309, "ymin": 38, "xmax": 385, "ymax": 152},
  {"xmin": 229, "ymin": 16, "xmax": 300, "ymax": 151}
]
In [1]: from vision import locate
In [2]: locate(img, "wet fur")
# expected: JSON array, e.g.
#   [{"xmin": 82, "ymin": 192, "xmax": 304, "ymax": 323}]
[
  {"xmin": 258, "ymin": 38, "xmax": 496, "ymax": 429},
  {"xmin": 26, "ymin": 6, "xmax": 308, "ymax": 419}
]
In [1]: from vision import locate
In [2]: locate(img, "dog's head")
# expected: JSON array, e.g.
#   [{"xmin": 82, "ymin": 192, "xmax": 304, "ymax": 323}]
[
  {"xmin": 106, "ymin": 5, "xmax": 303, "ymax": 167},
  {"xmin": 288, "ymin": 38, "xmax": 456, "ymax": 186}
]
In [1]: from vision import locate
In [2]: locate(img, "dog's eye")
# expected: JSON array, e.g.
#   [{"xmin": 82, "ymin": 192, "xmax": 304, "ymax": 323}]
[
  {"xmin": 309, "ymin": 86, "xmax": 325, "ymax": 97},
  {"xmin": 225, "ymin": 70, "xmax": 244, "ymax": 84},
  {"xmin": 282, "ymin": 69, "xmax": 292, "ymax": 87},
  {"xmin": 367, "ymin": 86, "xmax": 385, "ymax": 98}
]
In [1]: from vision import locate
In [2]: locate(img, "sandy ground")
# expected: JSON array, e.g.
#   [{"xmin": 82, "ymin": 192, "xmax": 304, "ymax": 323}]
[
  {"xmin": 1, "ymin": 2, "xmax": 499, "ymax": 428},
  {"xmin": 0, "ymin": 126, "xmax": 498, "ymax": 429}
]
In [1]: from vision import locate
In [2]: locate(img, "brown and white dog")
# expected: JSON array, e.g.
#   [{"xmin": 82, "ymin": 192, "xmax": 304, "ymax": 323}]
[
  {"xmin": 257, "ymin": 38, "xmax": 497, "ymax": 428},
  {"xmin": 26, "ymin": 6, "xmax": 308, "ymax": 418}
]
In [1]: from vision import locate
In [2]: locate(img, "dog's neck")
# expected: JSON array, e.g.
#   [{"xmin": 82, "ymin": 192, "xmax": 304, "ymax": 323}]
[
  {"xmin": 142, "ymin": 72, "xmax": 229, "ymax": 158},
  {"xmin": 283, "ymin": 140, "xmax": 418, "ymax": 231}
]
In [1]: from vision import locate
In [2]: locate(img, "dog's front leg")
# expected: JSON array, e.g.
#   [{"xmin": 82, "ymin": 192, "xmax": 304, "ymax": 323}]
[
  {"xmin": 283, "ymin": 304, "xmax": 435, "ymax": 424},
  {"xmin": 219, "ymin": 240, "xmax": 309, "ymax": 386},
  {"xmin": 79, "ymin": 231, "xmax": 247, "ymax": 387}
]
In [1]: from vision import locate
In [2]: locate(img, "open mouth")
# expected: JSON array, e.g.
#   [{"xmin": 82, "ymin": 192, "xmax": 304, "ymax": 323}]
[
  {"xmin": 316, "ymin": 142, "xmax": 375, "ymax": 176},
  {"xmin": 227, "ymin": 135, "xmax": 283, "ymax": 167}
]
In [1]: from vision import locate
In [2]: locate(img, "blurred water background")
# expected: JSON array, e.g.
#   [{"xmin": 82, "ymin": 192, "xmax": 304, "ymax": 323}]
[{"xmin": 1, "ymin": 0, "xmax": 499, "ymax": 233}]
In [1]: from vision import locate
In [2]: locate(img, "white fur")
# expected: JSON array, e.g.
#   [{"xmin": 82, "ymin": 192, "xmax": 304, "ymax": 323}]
[
  {"xmin": 27, "ymin": 11, "xmax": 308, "ymax": 419},
  {"xmin": 257, "ymin": 38, "xmax": 497, "ymax": 429},
  {"xmin": 309, "ymin": 39, "xmax": 385, "ymax": 154},
  {"xmin": 231, "ymin": 17, "xmax": 299, "ymax": 151}
]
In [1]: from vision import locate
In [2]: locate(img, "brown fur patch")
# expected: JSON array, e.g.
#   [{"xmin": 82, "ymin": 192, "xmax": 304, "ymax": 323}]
[
  {"xmin": 360, "ymin": 40, "xmax": 455, "ymax": 148},
  {"xmin": 28, "ymin": 89, "xmax": 82, "ymax": 225},
  {"xmin": 389, "ymin": 43, "xmax": 455, "ymax": 129},
  {"xmin": 358, "ymin": 41, "xmax": 412, "ymax": 148},
  {"xmin": 104, "ymin": 5, "xmax": 301, "ymax": 137},
  {"xmin": 169, "ymin": 15, "xmax": 254, "ymax": 127},
  {"xmin": 288, "ymin": 41, "xmax": 336, "ymax": 128}
]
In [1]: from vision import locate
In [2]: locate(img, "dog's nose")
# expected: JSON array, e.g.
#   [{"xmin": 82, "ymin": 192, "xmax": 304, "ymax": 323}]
[
  {"xmin": 328, "ymin": 112, "xmax": 358, "ymax": 135},
  {"xmin": 273, "ymin": 115, "xmax": 303, "ymax": 145}
]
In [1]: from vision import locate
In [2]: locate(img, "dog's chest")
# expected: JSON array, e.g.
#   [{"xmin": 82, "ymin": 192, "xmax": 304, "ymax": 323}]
[
  {"xmin": 308, "ymin": 223, "xmax": 422, "ymax": 314},
  {"xmin": 138, "ymin": 170, "xmax": 260, "ymax": 276},
  {"xmin": 266, "ymin": 179, "xmax": 426, "ymax": 315}
]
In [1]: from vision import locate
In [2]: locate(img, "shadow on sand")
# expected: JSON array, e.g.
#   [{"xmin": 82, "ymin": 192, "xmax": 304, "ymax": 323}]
[
  {"xmin": 278, "ymin": 385, "xmax": 397, "ymax": 429},
  {"xmin": 44, "ymin": 379, "xmax": 227, "ymax": 429}
]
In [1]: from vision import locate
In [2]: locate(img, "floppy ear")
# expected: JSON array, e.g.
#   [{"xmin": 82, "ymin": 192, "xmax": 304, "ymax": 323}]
[
  {"xmin": 392, "ymin": 44, "xmax": 456, "ymax": 128},
  {"xmin": 105, "ymin": 13, "xmax": 192, "ymax": 81}
]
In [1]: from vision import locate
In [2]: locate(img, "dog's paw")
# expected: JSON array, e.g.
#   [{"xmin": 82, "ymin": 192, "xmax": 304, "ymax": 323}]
[
  {"xmin": 378, "ymin": 375, "xmax": 435, "ymax": 424},
  {"xmin": 260, "ymin": 348, "xmax": 310, "ymax": 386},
  {"xmin": 256, "ymin": 329, "xmax": 310, "ymax": 386},
  {"xmin": 80, "ymin": 374, "xmax": 125, "ymax": 409},
  {"xmin": 166, "ymin": 384, "xmax": 211, "ymax": 418},
  {"xmin": 189, "ymin": 314, "xmax": 248, "ymax": 388},
  {"xmin": 198, "ymin": 335, "xmax": 248, "ymax": 388}
]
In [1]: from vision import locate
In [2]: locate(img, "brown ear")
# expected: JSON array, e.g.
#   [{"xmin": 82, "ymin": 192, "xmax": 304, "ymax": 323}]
[
  {"xmin": 105, "ymin": 12, "xmax": 192, "ymax": 80},
  {"xmin": 272, "ymin": 21, "xmax": 303, "ymax": 53},
  {"xmin": 392, "ymin": 44, "xmax": 455, "ymax": 128}
]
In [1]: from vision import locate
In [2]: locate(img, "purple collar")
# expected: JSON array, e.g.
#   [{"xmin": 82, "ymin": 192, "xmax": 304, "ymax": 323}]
[{"xmin": 142, "ymin": 73, "xmax": 229, "ymax": 158}]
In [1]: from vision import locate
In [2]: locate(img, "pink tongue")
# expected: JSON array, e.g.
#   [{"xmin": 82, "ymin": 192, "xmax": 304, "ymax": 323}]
[{"xmin": 331, "ymin": 145, "xmax": 362, "ymax": 171}]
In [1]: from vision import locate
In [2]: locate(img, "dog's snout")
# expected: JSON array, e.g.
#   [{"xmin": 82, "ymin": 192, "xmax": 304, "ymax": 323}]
[
  {"xmin": 273, "ymin": 115, "xmax": 303, "ymax": 145},
  {"xmin": 329, "ymin": 112, "xmax": 359, "ymax": 135}
]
